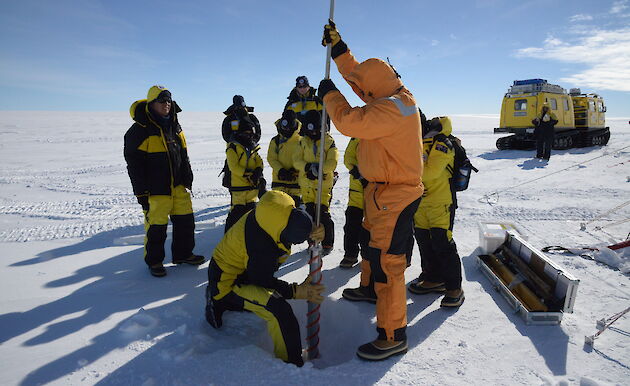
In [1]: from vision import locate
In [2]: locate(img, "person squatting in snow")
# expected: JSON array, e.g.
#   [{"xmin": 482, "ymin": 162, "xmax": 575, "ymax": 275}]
[
  {"xmin": 205, "ymin": 190, "xmax": 325, "ymax": 367},
  {"xmin": 267, "ymin": 110, "xmax": 303, "ymax": 207},
  {"xmin": 292, "ymin": 109, "xmax": 338, "ymax": 254},
  {"xmin": 124, "ymin": 85, "xmax": 205, "ymax": 278},
  {"xmin": 221, "ymin": 95, "xmax": 266, "ymax": 233},
  {"xmin": 318, "ymin": 20, "xmax": 424, "ymax": 361},
  {"xmin": 408, "ymin": 116, "xmax": 465, "ymax": 308}
]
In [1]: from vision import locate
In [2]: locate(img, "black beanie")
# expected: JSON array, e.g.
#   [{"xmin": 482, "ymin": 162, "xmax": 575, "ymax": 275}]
[
  {"xmin": 296, "ymin": 76, "xmax": 309, "ymax": 87},
  {"xmin": 280, "ymin": 208, "xmax": 313, "ymax": 246},
  {"xmin": 279, "ymin": 110, "xmax": 297, "ymax": 130},
  {"xmin": 233, "ymin": 95, "xmax": 245, "ymax": 107}
]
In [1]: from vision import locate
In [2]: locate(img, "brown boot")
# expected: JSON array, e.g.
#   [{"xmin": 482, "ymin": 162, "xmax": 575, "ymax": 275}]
[
  {"xmin": 408, "ymin": 280, "xmax": 446, "ymax": 294},
  {"xmin": 342, "ymin": 286, "xmax": 377, "ymax": 303},
  {"xmin": 441, "ymin": 289, "xmax": 465, "ymax": 307},
  {"xmin": 339, "ymin": 256, "xmax": 359, "ymax": 269}
]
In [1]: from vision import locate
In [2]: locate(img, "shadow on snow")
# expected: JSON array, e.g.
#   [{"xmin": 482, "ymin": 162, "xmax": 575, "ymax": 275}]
[{"xmin": 462, "ymin": 247, "xmax": 570, "ymax": 376}]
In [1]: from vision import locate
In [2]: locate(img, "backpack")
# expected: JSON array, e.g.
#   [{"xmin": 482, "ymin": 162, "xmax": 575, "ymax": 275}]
[
  {"xmin": 219, "ymin": 143, "xmax": 237, "ymax": 189},
  {"xmin": 449, "ymin": 135, "xmax": 478, "ymax": 192},
  {"xmin": 436, "ymin": 134, "xmax": 478, "ymax": 192},
  {"xmin": 219, "ymin": 159, "xmax": 231, "ymax": 188}
]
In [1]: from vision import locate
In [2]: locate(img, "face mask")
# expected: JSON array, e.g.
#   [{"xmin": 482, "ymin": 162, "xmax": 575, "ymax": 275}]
[
  {"xmin": 237, "ymin": 131, "xmax": 255, "ymax": 146},
  {"xmin": 305, "ymin": 123, "xmax": 320, "ymax": 139},
  {"xmin": 278, "ymin": 119, "xmax": 296, "ymax": 137}
]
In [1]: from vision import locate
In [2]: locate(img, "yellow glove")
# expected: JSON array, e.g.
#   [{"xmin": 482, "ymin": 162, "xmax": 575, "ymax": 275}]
[
  {"xmin": 293, "ymin": 276, "xmax": 325, "ymax": 304},
  {"xmin": 309, "ymin": 224, "xmax": 325, "ymax": 243},
  {"xmin": 322, "ymin": 19, "xmax": 341, "ymax": 47}
]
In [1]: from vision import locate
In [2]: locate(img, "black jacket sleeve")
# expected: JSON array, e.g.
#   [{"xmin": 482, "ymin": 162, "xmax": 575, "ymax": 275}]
[
  {"xmin": 123, "ymin": 124, "xmax": 149, "ymax": 196},
  {"xmin": 244, "ymin": 213, "xmax": 294, "ymax": 298},
  {"xmin": 174, "ymin": 121, "xmax": 194, "ymax": 189}
]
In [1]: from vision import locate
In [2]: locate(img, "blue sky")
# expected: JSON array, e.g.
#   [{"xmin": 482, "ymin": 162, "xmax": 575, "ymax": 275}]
[{"xmin": 1, "ymin": 0, "xmax": 629, "ymax": 117}]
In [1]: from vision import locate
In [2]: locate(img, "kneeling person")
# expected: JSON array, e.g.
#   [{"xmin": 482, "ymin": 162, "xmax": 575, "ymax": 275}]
[{"xmin": 205, "ymin": 190, "xmax": 325, "ymax": 367}]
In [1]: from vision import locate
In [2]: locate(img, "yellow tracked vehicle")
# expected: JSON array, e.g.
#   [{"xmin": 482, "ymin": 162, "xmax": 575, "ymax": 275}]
[{"xmin": 494, "ymin": 79, "xmax": 610, "ymax": 150}]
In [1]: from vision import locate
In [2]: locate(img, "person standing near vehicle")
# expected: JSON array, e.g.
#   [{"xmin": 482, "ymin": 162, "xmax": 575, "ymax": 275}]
[
  {"xmin": 407, "ymin": 116, "xmax": 464, "ymax": 308},
  {"xmin": 532, "ymin": 102, "xmax": 557, "ymax": 161},
  {"xmin": 318, "ymin": 21, "xmax": 423, "ymax": 361},
  {"xmin": 124, "ymin": 85, "xmax": 205, "ymax": 277}
]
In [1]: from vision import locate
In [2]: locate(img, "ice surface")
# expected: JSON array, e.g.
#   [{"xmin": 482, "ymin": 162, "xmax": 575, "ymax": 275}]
[{"xmin": 0, "ymin": 112, "xmax": 628, "ymax": 385}]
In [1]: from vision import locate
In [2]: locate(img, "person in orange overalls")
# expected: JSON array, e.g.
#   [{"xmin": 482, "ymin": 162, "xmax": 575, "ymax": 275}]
[{"xmin": 319, "ymin": 20, "xmax": 423, "ymax": 361}]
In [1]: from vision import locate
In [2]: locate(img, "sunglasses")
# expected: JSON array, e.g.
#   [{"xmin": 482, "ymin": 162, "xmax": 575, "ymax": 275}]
[
  {"xmin": 155, "ymin": 98, "xmax": 172, "ymax": 104},
  {"xmin": 297, "ymin": 84, "xmax": 309, "ymax": 88}
]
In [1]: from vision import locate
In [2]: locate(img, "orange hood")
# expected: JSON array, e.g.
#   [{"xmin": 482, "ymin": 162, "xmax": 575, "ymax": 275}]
[{"xmin": 345, "ymin": 58, "xmax": 403, "ymax": 103}]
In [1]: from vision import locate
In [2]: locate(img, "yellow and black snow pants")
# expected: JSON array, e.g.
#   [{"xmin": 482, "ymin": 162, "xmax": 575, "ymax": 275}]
[
  {"xmin": 271, "ymin": 182, "xmax": 302, "ymax": 207},
  {"xmin": 207, "ymin": 260, "xmax": 303, "ymax": 366},
  {"xmin": 225, "ymin": 189, "xmax": 258, "ymax": 233},
  {"xmin": 413, "ymin": 203, "xmax": 461, "ymax": 291},
  {"xmin": 143, "ymin": 185, "xmax": 195, "ymax": 266}
]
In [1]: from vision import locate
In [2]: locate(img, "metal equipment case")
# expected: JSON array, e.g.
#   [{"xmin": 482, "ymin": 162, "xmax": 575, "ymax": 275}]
[{"xmin": 477, "ymin": 231, "xmax": 580, "ymax": 325}]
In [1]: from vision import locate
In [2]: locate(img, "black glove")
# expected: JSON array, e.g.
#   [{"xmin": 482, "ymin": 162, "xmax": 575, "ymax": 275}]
[
  {"xmin": 137, "ymin": 195, "xmax": 149, "ymax": 211},
  {"xmin": 257, "ymin": 177, "xmax": 267, "ymax": 199},
  {"xmin": 251, "ymin": 167, "xmax": 263, "ymax": 184},
  {"xmin": 318, "ymin": 79, "xmax": 338, "ymax": 100},
  {"xmin": 359, "ymin": 177, "xmax": 369, "ymax": 188},
  {"xmin": 278, "ymin": 168, "xmax": 293, "ymax": 181},
  {"xmin": 305, "ymin": 163, "xmax": 318, "ymax": 180},
  {"xmin": 288, "ymin": 168, "xmax": 299, "ymax": 179},
  {"xmin": 349, "ymin": 166, "xmax": 361, "ymax": 180}
]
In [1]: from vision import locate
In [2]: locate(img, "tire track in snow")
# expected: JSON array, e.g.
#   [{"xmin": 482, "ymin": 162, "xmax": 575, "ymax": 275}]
[
  {"xmin": 0, "ymin": 197, "xmax": 137, "ymax": 219},
  {"xmin": 0, "ymin": 163, "xmax": 126, "ymax": 181},
  {"xmin": 0, "ymin": 195, "xmax": 142, "ymax": 242},
  {"xmin": 458, "ymin": 205, "xmax": 602, "ymax": 222},
  {"xmin": 0, "ymin": 191, "xmax": 231, "ymax": 242},
  {"xmin": 0, "ymin": 214, "xmax": 143, "ymax": 242}
]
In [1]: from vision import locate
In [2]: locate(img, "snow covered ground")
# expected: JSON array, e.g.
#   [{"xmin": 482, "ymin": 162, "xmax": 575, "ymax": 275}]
[{"xmin": 0, "ymin": 111, "xmax": 628, "ymax": 385}]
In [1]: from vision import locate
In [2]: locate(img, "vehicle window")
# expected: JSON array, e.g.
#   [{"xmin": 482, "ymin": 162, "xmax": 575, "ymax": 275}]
[
  {"xmin": 514, "ymin": 99, "xmax": 527, "ymax": 111},
  {"xmin": 597, "ymin": 101, "xmax": 603, "ymax": 112},
  {"xmin": 563, "ymin": 98, "xmax": 570, "ymax": 111},
  {"xmin": 549, "ymin": 98, "xmax": 557, "ymax": 110},
  {"xmin": 589, "ymin": 100, "xmax": 595, "ymax": 112}
]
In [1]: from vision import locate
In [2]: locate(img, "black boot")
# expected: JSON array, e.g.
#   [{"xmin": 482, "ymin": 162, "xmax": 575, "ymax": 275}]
[
  {"xmin": 173, "ymin": 254, "xmax": 205, "ymax": 265},
  {"xmin": 342, "ymin": 285, "xmax": 376, "ymax": 303}
]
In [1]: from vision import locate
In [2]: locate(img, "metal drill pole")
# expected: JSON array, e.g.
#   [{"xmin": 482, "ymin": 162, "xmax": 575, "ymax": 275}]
[{"xmin": 306, "ymin": 0, "xmax": 335, "ymax": 360}]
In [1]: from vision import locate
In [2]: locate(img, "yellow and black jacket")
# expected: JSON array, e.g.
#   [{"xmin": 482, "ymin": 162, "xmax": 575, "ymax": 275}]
[
  {"xmin": 226, "ymin": 141, "xmax": 263, "ymax": 192},
  {"xmin": 344, "ymin": 138, "xmax": 364, "ymax": 209},
  {"xmin": 284, "ymin": 87, "xmax": 323, "ymax": 129},
  {"xmin": 420, "ymin": 117, "xmax": 455, "ymax": 207},
  {"xmin": 292, "ymin": 134, "xmax": 338, "ymax": 193},
  {"xmin": 268, "ymin": 126, "xmax": 302, "ymax": 188},
  {"xmin": 124, "ymin": 100, "xmax": 193, "ymax": 197},
  {"xmin": 211, "ymin": 191, "xmax": 296, "ymax": 299}
]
